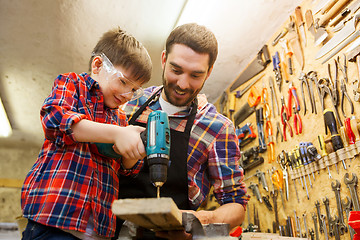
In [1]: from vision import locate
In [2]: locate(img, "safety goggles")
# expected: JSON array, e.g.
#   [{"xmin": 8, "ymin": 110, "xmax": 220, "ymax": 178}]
[{"xmin": 98, "ymin": 53, "xmax": 144, "ymax": 100}]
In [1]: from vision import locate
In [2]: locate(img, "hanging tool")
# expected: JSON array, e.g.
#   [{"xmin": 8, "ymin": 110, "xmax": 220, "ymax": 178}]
[
  {"xmin": 291, "ymin": 148, "xmax": 309, "ymax": 199},
  {"xmin": 236, "ymin": 123, "xmax": 257, "ymax": 148},
  {"xmin": 305, "ymin": 9, "xmax": 328, "ymax": 46},
  {"xmin": 96, "ymin": 110, "xmax": 170, "ymax": 198},
  {"xmin": 306, "ymin": 71, "xmax": 319, "ymax": 114},
  {"xmin": 233, "ymin": 102, "xmax": 256, "ymax": 127},
  {"xmin": 319, "ymin": 0, "xmax": 338, "ymax": 14},
  {"xmin": 288, "ymin": 15, "xmax": 304, "ymax": 70},
  {"xmin": 319, "ymin": 80, "xmax": 343, "ymax": 129},
  {"xmin": 269, "ymin": 76, "xmax": 280, "ymax": 116},
  {"xmin": 256, "ymin": 107, "xmax": 267, "ymax": 153},
  {"xmin": 295, "ymin": 6, "xmax": 307, "ymax": 47},
  {"xmin": 316, "ymin": 13, "xmax": 360, "ymax": 60},
  {"xmin": 340, "ymin": 78, "xmax": 354, "ymax": 118},
  {"xmin": 235, "ymin": 73, "xmax": 265, "ymax": 99},
  {"xmin": 255, "ymin": 169, "xmax": 269, "ymax": 192},
  {"xmin": 239, "ymin": 146, "xmax": 264, "ymax": 171},
  {"xmin": 272, "ymin": 51, "xmax": 282, "ymax": 91},
  {"xmin": 307, "ymin": 143, "xmax": 322, "ymax": 175},
  {"xmin": 249, "ymin": 182, "xmax": 262, "ymax": 203},
  {"xmin": 278, "ymin": 44, "xmax": 291, "ymax": 83},
  {"xmin": 299, "ymin": 142, "xmax": 315, "ymax": 182},
  {"xmin": 298, "ymin": 72, "xmax": 314, "ymax": 115},
  {"xmin": 330, "ymin": 0, "xmax": 360, "ymax": 28},
  {"xmin": 230, "ymin": 45, "xmax": 271, "ymax": 92},
  {"xmin": 344, "ymin": 117, "xmax": 356, "ymax": 145},
  {"xmin": 317, "ymin": 0, "xmax": 352, "ymax": 27},
  {"xmin": 322, "ymin": 30, "xmax": 360, "ymax": 64},
  {"xmin": 276, "ymin": 121, "xmax": 283, "ymax": 143},
  {"xmin": 262, "ymin": 81, "xmax": 274, "ymax": 163},
  {"xmin": 293, "ymin": 104, "xmax": 302, "ymax": 135},
  {"xmin": 287, "ymin": 82, "xmax": 300, "ymax": 117},
  {"xmin": 297, "ymin": 144, "xmax": 312, "ymax": 188},
  {"xmin": 318, "ymin": 135, "xmax": 332, "ymax": 178},
  {"xmin": 279, "ymin": 38, "xmax": 293, "ymax": 75},
  {"xmin": 229, "ymin": 92, "xmax": 236, "ymax": 120},
  {"xmin": 219, "ymin": 91, "xmax": 228, "ymax": 116},
  {"xmin": 350, "ymin": 116, "xmax": 360, "ymax": 141},
  {"xmin": 278, "ymin": 151, "xmax": 291, "ymax": 202},
  {"xmin": 281, "ymin": 96, "xmax": 293, "ymax": 141},
  {"xmin": 272, "ymin": 169, "xmax": 285, "ymax": 209},
  {"xmin": 327, "ymin": 60, "xmax": 339, "ymax": 106},
  {"xmin": 272, "ymin": 27, "xmax": 288, "ymax": 46}
]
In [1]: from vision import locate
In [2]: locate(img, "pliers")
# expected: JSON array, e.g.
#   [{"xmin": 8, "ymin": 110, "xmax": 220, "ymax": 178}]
[
  {"xmin": 281, "ymin": 96, "xmax": 293, "ymax": 141},
  {"xmin": 298, "ymin": 72, "xmax": 314, "ymax": 115},
  {"xmin": 340, "ymin": 78, "xmax": 354, "ymax": 119},
  {"xmin": 287, "ymin": 82, "xmax": 300, "ymax": 117},
  {"xmin": 293, "ymin": 104, "xmax": 302, "ymax": 135}
]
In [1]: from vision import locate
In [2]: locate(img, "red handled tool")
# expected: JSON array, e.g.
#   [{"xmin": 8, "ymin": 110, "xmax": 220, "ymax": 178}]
[
  {"xmin": 287, "ymin": 82, "xmax": 300, "ymax": 117},
  {"xmin": 281, "ymin": 96, "xmax": 293, "ymax": 141},
  {"xmin": 293, "ymin": 104, "xmax": 302, "ymax": 135}
]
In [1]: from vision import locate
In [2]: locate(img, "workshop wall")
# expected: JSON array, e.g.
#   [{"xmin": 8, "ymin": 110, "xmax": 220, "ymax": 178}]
[
  {"xmin": 215, "ymin": 0, "xmax": 360, "ymax": 239},
  {"xmin": 0, "ymin": 147, "xmax": 39, "ymax": 222}
]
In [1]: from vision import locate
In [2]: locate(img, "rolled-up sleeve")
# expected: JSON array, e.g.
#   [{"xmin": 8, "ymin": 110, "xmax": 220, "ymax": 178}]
[
  {"xmin": 40, "ymin": 74, "xmax": 87, "ymax": 147},
  {"xmin": 209, "ymin": 122, "xmax": 250, "ymax": 208}
]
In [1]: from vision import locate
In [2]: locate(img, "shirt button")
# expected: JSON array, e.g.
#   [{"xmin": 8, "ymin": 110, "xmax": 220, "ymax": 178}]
[{"xmin": 97, "ymin": 96, "xmax": 101, "ymax": 100}]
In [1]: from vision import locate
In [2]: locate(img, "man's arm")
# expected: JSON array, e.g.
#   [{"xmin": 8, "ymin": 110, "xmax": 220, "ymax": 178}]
[{"xmin": 191, "ymin": 203, "xmax": 245, "ymax": 229}]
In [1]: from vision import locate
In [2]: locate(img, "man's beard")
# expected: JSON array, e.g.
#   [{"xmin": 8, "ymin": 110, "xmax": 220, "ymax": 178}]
[{"xmin": 162, "ymin": 70, "xmax": 203, "ymax": 107}]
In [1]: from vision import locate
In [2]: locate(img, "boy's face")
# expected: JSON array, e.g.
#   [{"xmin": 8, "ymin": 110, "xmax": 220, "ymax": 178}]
[
  {"xmin": 92, "ymin": 54, "xmax": 144, "ymax": 109},
  {"xmin": 161, "ymin": 44, "xmax": 212, "ymax": 107}
]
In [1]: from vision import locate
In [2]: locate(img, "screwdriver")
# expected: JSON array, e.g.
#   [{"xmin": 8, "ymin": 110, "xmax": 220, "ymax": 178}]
[
  {"xmin": 292, "ymin": 149, "xmax": 309, "ymax": 199},
  {"xmin": 283, "ymin": 150, "xmax": 300, "ymax": 203},
  {"xmin": 318, "ymin": 135, "xmax": 335, "ymax": 177},
  {"xmin": 295, "ymin": 145, "xmax": 312, "ymax": 188},
  {"xmin": 324, "ymin": 109, "xmax": 346, "ymax": 169}
]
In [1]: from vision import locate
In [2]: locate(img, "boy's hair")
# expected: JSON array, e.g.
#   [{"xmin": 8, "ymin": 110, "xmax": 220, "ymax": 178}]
[
  {"xmin": 165, "ymin": 23, "xmax": 218, "ymax": 70},
  {"xmin": 90, "ymin": 27, "xmax": 152, "ymax": 83}
]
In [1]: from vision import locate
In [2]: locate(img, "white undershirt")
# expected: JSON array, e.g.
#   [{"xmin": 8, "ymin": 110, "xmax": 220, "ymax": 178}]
[{"xmin": 159, "ymin": 94, "xmax": 187, "ymax": 115}]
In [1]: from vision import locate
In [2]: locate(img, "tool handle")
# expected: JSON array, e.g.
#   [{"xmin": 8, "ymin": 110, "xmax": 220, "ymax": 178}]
[
  {"xmin": 229, "ymin": 93, "xmax": 236, "ymax": 112},
  {"xmin": 321, "ymin": 0, "xmax": 338, "ymax": 14},
  {"xmin": 345, "ymin": 117, "xmax": 356, "ymax": 144},
  {"xmin": 318, "ymin": 135, "xmax": 328, "ymax": 156},
  {"xmin": 295, "ymin": 6, "xmax": 304, "ymax": 27},
  {"xmin": 339, "ymin": 126, "xmax": 350, "ymax": 147},
  {"xmin": 305, "ymin": 10, "xmax": 314, "ymax": 29},
  {"xmin": 350, "ymin": 117, "xmax": 360, "ymax": 141},
  {"xmin": 318, "ymin": 0, "xmax": 351, "ymax": 27}
]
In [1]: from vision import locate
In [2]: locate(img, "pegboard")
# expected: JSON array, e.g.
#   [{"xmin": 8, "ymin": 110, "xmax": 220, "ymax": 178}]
[{"xmin": 214, "ymin": 0, "xmax": 360, "ymax": 239}]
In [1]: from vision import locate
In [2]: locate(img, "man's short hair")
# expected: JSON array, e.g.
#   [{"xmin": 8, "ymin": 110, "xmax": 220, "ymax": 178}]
[{"xmin": 165, "ymin": 23, "xmax": 218, "ymax": 69}]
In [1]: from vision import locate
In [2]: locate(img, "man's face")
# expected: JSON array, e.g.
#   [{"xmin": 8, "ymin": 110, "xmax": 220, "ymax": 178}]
[{"xmin": 161, "ymin": 44, "xmax": 212, "ymax": 106}]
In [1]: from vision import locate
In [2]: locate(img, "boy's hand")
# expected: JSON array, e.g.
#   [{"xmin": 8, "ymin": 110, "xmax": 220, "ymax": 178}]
[{"xmin": 113, "ymin": 125, "xmax": 146, "ymax": 168}]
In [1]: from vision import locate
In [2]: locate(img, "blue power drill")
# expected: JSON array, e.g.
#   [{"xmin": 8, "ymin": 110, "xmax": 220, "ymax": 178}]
[{"xmin": 95, "ymin": 110, "xmax": 171, "ymax": 197}]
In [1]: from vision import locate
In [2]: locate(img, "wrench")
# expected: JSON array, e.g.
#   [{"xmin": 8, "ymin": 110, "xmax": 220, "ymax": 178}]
[
  {"xmin": 323, "ymin": 197, "xmax": 335, "ymax": 237},
  {"xmin": 342, "ymin": 196, "xmax": 356, "ymax": 239},
  {"xmin": 311, "ymin": 212, "xmax": 320, "ymax": 240},
  {"xmin": 331, "ymin": 180, "xmax": 347, "ymax": 234},
  {"xmin": 333, "ymin": 215, "xmax": 341, "ymax": 240},
  {"xmin": 320, "ymin": 214, "xmax": 329, "ymax": 240},
  {"xmin": 315, "ymin": 201, "xmax": 324, "ymax": 233},
  {"xmin": 344, "ymin": 172, "xmax": 360, "ymax": 211}
]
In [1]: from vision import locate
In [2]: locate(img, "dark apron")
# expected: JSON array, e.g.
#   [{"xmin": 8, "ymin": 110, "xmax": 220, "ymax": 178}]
[{"xmin": 114, "ymin": 88, "xmax": 197, "ymax": 239}]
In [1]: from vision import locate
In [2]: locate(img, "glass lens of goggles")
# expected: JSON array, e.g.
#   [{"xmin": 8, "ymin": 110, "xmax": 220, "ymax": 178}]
[{"xmin": 100, "ymin": 53, "xmax": 144, "ymax": 100}]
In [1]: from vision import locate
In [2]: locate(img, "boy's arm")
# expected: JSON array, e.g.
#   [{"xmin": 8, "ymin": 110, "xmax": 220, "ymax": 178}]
[{"xmin": 71, "ymin": 119, "xmax": 146, "ymax": 168}]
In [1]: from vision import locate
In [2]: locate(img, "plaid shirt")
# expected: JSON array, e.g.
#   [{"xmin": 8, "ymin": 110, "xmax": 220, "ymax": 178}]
[
  {"xmin": 123, "ymin": 86, "xmax": 249, "ymax": 210},
  {"xmin": 21, "ymin": 72, "xmax": 142, "ymax": 238}
]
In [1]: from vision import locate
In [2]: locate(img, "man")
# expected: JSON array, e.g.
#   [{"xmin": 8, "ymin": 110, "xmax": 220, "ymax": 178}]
[{"xmin": 118, "ymin": 23, "xmax": 249, "ymax": 239}]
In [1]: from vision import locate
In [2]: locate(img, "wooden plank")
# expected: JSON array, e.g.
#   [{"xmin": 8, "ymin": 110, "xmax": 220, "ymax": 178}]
[
  {"xmin": 0, "ymin": 178, "xmax": 23, "ymax": 188},
  {"xmin": 112, "ymin": 197, "xmax": 183, "ymax": 231}
]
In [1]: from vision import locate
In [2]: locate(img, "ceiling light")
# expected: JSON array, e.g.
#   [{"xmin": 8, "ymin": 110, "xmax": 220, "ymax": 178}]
[{"xmin": 0, "ymin": 97, "xmax": 12, "ymax": 137}]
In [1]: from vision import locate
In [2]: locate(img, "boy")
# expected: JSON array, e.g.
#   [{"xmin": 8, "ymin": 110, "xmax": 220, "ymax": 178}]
[{"xmin": 21, "ymin": 27, "xmax": 152, "ymax": 240}]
